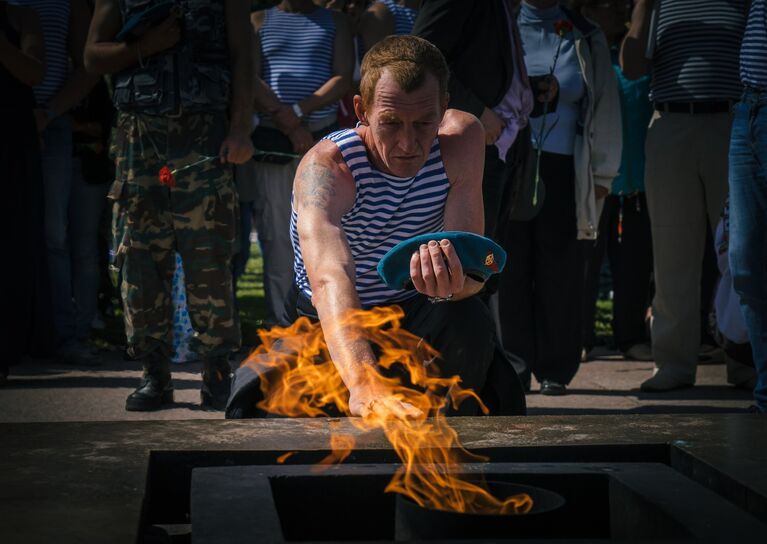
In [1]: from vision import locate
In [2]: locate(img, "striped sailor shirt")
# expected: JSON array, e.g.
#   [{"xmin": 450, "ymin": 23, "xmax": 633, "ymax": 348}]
[
  {"xmin": 9, "ymin": 0, "xmax": 70, "ymax": 106},
  {"xmin": 649, "ymin": 0, "xmax": 745, "ymax": 102},
  {"xmin": 260, "ymin": 6, "xmax": 337, "ymax": 122},
  {"xmin": 290, "ymin": 128, "xmax": 450, "ymax": 308}
]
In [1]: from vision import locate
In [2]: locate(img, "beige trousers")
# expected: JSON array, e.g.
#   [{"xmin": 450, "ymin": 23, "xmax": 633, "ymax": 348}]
[{"xmin": 644, "ymin": 110, "xmax": 731, "ymax": 381}]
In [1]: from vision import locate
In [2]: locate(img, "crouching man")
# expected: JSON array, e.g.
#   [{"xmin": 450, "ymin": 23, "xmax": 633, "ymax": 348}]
[{"xmin": 228, "ymin": 36, "xmax": 525, "ymax": 418}]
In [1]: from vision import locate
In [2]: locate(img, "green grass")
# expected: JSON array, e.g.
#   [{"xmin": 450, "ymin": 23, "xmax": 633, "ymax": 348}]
[
  {"xmin": 594, "ymin": 298, "xmax": 614, "ymax": 339},
  {"xmin": 236, "ymin": 244, "xmax": 269, "ymax": 346}
]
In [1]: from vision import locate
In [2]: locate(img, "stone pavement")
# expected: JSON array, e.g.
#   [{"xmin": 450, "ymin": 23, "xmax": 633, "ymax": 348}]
[{"xmin": 0, "ymin": 348, "xmax": 753, "ymax": 423}]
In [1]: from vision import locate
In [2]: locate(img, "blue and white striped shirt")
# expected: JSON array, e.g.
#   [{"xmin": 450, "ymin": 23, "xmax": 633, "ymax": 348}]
[
  {"xmin": 741, "ymin": 0, "xmax": 767, "ymax": 89},
  {"xmin": 290, "ymin": 128, "xmax": 450, "ymax": 308},
  {"xmin": 260, "ymin": 6, "xmax": 337, "ymax": 122},
  {"xmin": 382, "ymin": 0, "xmax": 417, "ymax": 36},
  {"xmin": 650, "ymin": 0, "xmax": 745, "ymax": 102},
  {"xmin": 10, "ymin": 0, "xmax": 70, "ymax": 105}
]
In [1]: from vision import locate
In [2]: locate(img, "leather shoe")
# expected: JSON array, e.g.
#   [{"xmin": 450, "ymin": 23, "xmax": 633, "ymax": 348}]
[
  {"xmin": 540, "ymin": 380, "xmax": 566, "ymax": 396},
  {"xmin": 201, "ymin": 357, "xmax": 232, "ymax": 410},
  {"xmin": 640, "ymin": 371, "xmax": 693, "ymax": 392},
  {"xmin": 126, "ymin": 375, "xmax": 174, "ymax": 411}
]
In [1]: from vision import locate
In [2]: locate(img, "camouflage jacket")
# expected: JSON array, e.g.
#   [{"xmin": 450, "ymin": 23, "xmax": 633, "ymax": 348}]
[{"xmin": 113, "ymin": 0, "xmax": 231, "ymax": 115}]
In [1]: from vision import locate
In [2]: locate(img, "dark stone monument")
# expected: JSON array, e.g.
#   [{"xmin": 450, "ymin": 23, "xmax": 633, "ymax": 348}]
[{"xmin": 1, "ymin": 415, "xmax": 766, "ymax": 542}]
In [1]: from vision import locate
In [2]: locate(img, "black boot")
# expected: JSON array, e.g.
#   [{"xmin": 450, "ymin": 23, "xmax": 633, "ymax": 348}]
[
  {"xmin": 125, "ymin": 352, "xmax": 174, "ymax": 411},
  {"xmin": 201, "ymin": 356, "xmax": 232, "ymax": 410}
]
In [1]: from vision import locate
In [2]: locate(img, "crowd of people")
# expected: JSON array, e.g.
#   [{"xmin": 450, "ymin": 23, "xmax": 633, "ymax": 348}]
[{"xmin": 1, "ymin": 0, "xmax": 765, "ymax": 416}]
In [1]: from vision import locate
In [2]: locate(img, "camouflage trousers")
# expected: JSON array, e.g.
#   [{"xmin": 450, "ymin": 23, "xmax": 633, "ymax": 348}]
[{"xmin": 109, "ymin": 111, "xmax": 240, "ymax": 360}]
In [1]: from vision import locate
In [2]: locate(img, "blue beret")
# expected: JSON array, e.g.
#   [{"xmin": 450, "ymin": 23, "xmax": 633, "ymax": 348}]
[
  {"xmin": 377, "ymin": 231, "xmax": 507, "ymax": 290},
  {"xmin": 116, "ymin": 1, "xmax": 178, "ymax": 42}
]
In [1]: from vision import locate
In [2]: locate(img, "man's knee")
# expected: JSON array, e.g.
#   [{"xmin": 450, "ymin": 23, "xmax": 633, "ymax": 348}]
[{"xmin": 431, "ymin": 297, "xmax": 495, "ymax": 342}]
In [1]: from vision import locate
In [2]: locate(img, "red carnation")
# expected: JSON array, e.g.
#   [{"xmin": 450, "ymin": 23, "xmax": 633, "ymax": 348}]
[
  {"xmin": 554, "ymin": 20, "xmax": 573, "ymax": 37},
  {"xmin": 158, "ymin": 165, "xmax": 176, "ymax": 188}
]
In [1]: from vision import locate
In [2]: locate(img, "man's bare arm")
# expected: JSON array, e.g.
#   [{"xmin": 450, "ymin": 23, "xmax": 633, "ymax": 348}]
[
  {"xmin": 294, "ymin": 11, "xmax": 354, "ymax": 117},
  {"xmin": 0, "ymin": 6, "xmax": 44, "ymax": 87},
  {"xmin": 45, "ymin": 0, "xmax": 99, "ymax": 119},
  {"xmin": 224, "ymin": 0, "xmax": 253, "ymax": 140},
  {"xmin": 297, "ymin": 143, "xmax": 414, "ymax": 416},
  {"xmin": 437, "ymin": 109, "xmax": 486, "ymax": 301},
  {"xmin": 620, "ymin": 0, "xmax": 654, "ymax": 80},
  {"xmin": 84, "ymin": 0, "xmax": 180, "ymax": 75},
  {"xmin": 219, "ymin": 0, "xmax": 254, "ymax": 163},
  {"xmin": 358, "ymin": 2, "xmax": 394, "ymax": 54}
]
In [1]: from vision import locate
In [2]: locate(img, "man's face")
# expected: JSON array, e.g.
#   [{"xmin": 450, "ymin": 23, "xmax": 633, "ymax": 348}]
[{"xmin": 357, "ymin": 70, "xmax": 447, "ymax": 178}]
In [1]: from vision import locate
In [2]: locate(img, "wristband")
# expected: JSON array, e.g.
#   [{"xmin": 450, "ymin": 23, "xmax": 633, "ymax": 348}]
[
  {"xmin": 291, "ymin": 103, "xmax": 304, "ymax": 118},
  {"xmin": 427, "ymin": 294, "xmax": 453, "ymax": 304}
]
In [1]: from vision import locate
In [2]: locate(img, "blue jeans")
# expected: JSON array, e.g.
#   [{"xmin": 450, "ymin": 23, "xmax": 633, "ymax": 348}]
[
  {"xmin": 729, "ymin": 89, "xmax": 767, "ymax": 412},
  {"xmin": 41, "ymin": 116, "xmax": 108, "ymax": 349}
]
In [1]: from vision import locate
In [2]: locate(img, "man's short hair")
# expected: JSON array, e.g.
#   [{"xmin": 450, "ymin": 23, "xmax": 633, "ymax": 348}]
[{"xmin": 359, "ymin": 35, "xmax": 449, "ymax": 109}]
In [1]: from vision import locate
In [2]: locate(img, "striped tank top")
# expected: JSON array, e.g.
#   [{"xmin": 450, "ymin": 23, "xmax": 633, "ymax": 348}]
[
  {"xmin": 290, "ymin": 128, "xmax": 450, "ymax": 308},
  {"xmin": 10, "ymin": 0, "xmax": 70, "ymax": 105},
  {"xmin": 260, "ymin": 6, "xmax": 337, "ymax": 122},
  {"xmin": 649, "ymin": 0, "xmax": 744, "ymax": 102},
  {"xmin": 382, "ymin": 0, "xmax": 417, "ymax": 35}
]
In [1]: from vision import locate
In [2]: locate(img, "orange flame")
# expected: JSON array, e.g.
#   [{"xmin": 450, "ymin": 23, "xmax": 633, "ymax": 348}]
[
  {"xmin": 243, "ymin": 305, "xmax": 531, "ymax": 515},
  {"xmin": 276, "ymin": 452, "xmax": 296, "ymax": 464}
]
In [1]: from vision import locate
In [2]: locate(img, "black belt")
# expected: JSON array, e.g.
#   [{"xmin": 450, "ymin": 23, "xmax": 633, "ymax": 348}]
[{"xmin": 654, "ymin": 101, "xmax": 733, "ymax": 114}]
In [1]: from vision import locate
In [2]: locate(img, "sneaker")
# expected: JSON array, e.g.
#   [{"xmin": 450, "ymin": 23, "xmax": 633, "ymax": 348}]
[
  {"xmin": 60, "ymin": 342, "xmax": 101, "ymax": 366},
  {"xmin": 540, "ymin": 380, "xmax": 567, "ymax": 396},
  {"xmin": 640, "ymin": 370, "xmax": 693, "ymax": 392},
  {"xmin": 623, "ymin": 343, "xmax": 653, "ymax": 362}
]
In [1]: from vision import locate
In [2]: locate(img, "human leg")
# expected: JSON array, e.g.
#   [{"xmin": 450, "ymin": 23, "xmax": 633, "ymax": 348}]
[
  {"xmin": 252, "ymin": 159, "xmax": 298, "ymax": 325},
  {"xmin": 643, "ymin": 112, "xmax": 707, "ymax": 390},
  {"xmin": 497, "ymin": 217, "xmax": 535, "ymax": 388},
  {"xmin": 728, "ymin": 95, "xmax": 767, "ymax": 412},
  {"xmin": 70, "ymin": 158, "xmax": 110, "ymax": 341},
  {"xmin": 41, "ymin": 116, "xmax": 76, "ymax": 351},
  {"xmin": 530, "ymin": 152, "xmax": 582, "ymax": 388},
  {"xmin": 609, "ymin": 193, "xmax": 653, "ymax": 353},
  {"xmin": 400, "ymin": 295, "xmax": 497, "ymax": 415}
]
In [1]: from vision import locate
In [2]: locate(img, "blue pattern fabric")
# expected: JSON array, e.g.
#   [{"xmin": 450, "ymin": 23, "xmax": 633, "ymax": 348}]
[
  {"xmin": 741, "ymin": 0, "xmax": 767, "ymax": 89},
  {"xmin": 382, "ymin": 0, "xmax": 417, "ymax": 35},
  {"xmin": 171, "ymin": 252, "xmax": 196, "ymax": 363},
  {"xmin": 260, "ymin": 6, "xmax": 337, "ymax": 122},
  {"xmin": 290, "ymin": 128, "xmax": 450, "ymax": 308}
]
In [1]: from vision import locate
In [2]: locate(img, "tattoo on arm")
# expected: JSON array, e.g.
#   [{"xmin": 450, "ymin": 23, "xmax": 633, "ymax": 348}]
[{"xmin": 299, "ymin": 163, "xmax": 337, "ymax": 209}]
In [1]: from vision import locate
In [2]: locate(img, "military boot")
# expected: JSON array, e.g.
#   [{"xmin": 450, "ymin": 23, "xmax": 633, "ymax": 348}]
[
  {"xmin": 125, "ymin": 352, "xmax": 174, "ymax": 411},
  {"xmin": 201, "ymin": 356, "xmax": 232, "ymax": 410}
]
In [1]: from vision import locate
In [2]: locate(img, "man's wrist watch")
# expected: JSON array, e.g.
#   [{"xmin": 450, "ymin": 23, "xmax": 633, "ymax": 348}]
[{"xmin": 291, "ymin": 103, "xmax": 304, "ymax": 118}]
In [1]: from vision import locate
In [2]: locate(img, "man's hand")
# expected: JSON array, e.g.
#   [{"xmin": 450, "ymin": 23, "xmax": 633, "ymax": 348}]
[
  {"xmin": 272, "ymin": 104, "xmax": 302, "ymax": 134},
  {"xmin": 219, "ymin": 131, "xmax": 254, "ymax": 164},
  {"xmin": 536, "ymin": 74, "xmax": 559, "ymax": 103},
  {"xmin": 479, "ymin": 107, "xmax": 505, "ymax": 145},
  {"xmin": 409, "ymin": 239, "xmax": 465, "ymax": 299},
  {"xmin": 288, "ymin": 125, "xmax": 314, "ymax": 155},
  {"xmin": 138, "ymin": 14, "xmax": 181, "ymax": 57},
  {"xmin": 595, "ymin": 185, "xmax": 609, "ymax": 200},
  {"xmin": 348, "ymin": 383, "xmax": 423, "ymax": 419}
]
